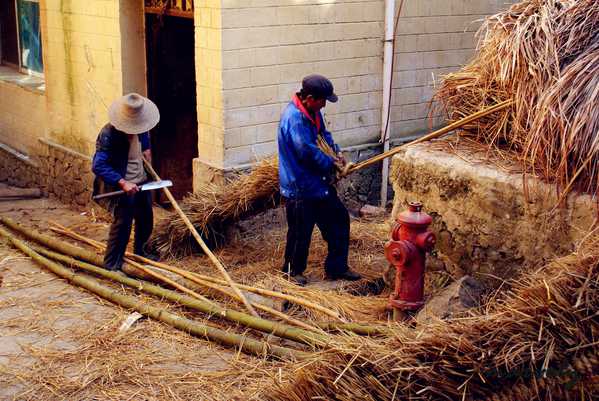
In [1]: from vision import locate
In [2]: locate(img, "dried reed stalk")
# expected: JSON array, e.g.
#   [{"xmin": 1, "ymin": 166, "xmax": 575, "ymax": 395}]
[
  {"xmin": 436, "ymin": 0, "xmax": 599, "ymax": 201},
  {"xmin": 265, "ymin": 233, "xmax": 599, "ymax": 399},
  {"xmin": 150, "ymin": 157, "xmax": 281, "ymax": 257}
]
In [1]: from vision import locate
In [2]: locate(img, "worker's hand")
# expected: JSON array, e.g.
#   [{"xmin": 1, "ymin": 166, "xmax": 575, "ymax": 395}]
[
  {"xmin": 143, "ymin": 149, "xmax": 152, "ymax": 164},
  {"xmin": 118, "ymin": 179, "xmax": 139, "ymax": 196},
  {"xmin": 335, "ymin": 152, "xmax": 347, "ymax": 167}
]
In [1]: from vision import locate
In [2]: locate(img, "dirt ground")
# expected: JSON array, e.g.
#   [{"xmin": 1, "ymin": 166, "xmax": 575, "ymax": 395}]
[{"xmin": 0, "ymin": 190, "xmax": 397, "ymax": 400}]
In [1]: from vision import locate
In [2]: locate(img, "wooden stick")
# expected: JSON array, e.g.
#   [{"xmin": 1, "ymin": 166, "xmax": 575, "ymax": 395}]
[
  {"xmin": 0, "ymin": 226, "xmax": 307, "ymax": 359},
  {"xmin": 142, "ymin": 159, "xmax": 259, "ymax": 317},
  {"xmin": 49, "ymin": 222, "xmax": 346, "ymax": 322},
  {"xmin": 345, "ymin": 99, "xmax": 514, "ymax": 174}
]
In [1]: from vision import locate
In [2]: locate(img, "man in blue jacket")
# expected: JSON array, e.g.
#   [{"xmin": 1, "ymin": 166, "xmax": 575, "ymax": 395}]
[
  {"xmin": 278, "ymin": 75, "xmax": 362, "ymax": 286},
  {"xmin": 92, "ymin": 93, "xmax": 160, "ymax": 271}
]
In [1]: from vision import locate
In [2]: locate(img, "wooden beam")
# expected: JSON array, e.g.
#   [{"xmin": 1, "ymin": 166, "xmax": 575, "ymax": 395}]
[{"xmin": 144, "ymin": 6, "xmax": 194, "ymax": 19}]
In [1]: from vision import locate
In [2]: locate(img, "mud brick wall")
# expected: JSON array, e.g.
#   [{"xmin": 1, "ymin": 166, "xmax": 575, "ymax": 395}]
[
  {"xmin": 390, "ymin": 143, "xmax": 596, "ymax": 282},
  {"xmin": 38, "ymin": 139, "xmax": 94, "ymax": 208},
  {"xmin": 0, "ymin": 143, "xmax": 42, "ymax": 189}
]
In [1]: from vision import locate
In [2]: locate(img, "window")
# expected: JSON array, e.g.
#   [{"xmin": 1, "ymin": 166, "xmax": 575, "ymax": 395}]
[{"xmin": 0, "ymin": 0, "xmax": 43, "ymax": 75}]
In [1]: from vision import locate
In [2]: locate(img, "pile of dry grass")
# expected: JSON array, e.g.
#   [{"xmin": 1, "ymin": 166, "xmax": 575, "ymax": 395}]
[
  {"xmin": 436, "ymin": 0, "xmax": 599, "ymax": 200},
  {"xmin": 265, "ymin": 234, "xmax": 599, "ymax": 400},
  {"xmin": 150, "ymin": 157, "xmax": 280, "ymax": 257}
]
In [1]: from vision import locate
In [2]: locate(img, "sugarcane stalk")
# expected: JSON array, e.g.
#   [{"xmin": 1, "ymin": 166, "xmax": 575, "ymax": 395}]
[
  {"xmin": 49, "ymin": 223, "xmax": 328, "ymax": 331},
  {"xmin": 30, "ymin": 243, "xmax": 327, "ymax": 346},
  {"xmin": 142, "ymin": 158, "xmax": 259, "ymax": 318},
  {"xmin": 0, "ymin": 217, "xmax": 212, "ymax": 306},
  {"xmin": 344, "ymin": 99, "xmax": 514, "ymax": 175},
  {"xmin": 0, "ymin": 226, "xmax": 307, "ymax": 360}
]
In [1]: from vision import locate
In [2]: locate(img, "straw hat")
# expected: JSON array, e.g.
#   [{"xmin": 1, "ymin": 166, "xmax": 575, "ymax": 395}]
[{"xmin": 108, "ymin": 93, "xmax": 160, "ymax": 135}]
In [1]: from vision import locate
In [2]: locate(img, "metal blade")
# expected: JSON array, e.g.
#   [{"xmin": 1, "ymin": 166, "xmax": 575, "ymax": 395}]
[{"xmin": 140, "ymin": 180, "xmax": 173, "ymax": 191}]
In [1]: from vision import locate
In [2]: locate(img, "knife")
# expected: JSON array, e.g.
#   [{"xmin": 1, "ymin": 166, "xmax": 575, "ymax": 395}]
[{"xmin": 92, "ymin": 180, "xmax": 173, "ymax": 200}]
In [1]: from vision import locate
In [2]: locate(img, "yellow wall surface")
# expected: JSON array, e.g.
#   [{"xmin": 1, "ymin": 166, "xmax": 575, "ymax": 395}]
[
  {"xmin": 41, "ymin": 0, "xmax": 125, "ymax": 156},
  {"xmin": 0, "ymin": 78, "xmax": 46, "ymax": 156}
]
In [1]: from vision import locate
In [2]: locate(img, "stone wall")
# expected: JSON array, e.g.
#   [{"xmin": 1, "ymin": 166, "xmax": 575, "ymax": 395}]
[
  {"xmin": 38, "ymin": 139, "xmax": 94, "ymax": 208},
  {"xmin": 390, "ymin": 143, "xmax": 596, "ymax": 282},
  {"xmin": 0, "ymin": 143, "xmax": 42, "ymax": 189}
]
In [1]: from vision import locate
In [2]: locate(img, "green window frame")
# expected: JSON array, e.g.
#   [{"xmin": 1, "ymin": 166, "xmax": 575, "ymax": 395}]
[{"xmin": 16, "ymin": 0, "xmax": 43, "ymax": 75}]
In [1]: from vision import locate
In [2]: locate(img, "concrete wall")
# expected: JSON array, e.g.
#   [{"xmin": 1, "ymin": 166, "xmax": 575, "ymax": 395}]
[{"xmin": 211, "ymin": 0, "xmax": 513, "ymax": 169}]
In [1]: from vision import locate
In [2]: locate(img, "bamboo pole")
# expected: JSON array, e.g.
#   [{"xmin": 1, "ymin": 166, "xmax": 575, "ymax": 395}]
[
  {"xmin": 0, "ymin": 217, "xmax": 214, "ymax": 306},
  {"xmin": 0, "ymin": 226, "xmax": 307, "ymax": 360},
  {"xmin": 344, "ymin": 99, "xmax": 514, "ymax": 175},
  {"xmin": 49, "ymin": 221, "xmax": 346, "ymax": 322},
  {"xmin": 142, "ymin": 158, "xmax": 259, "ymax": 317},
  {"xmin": 30, "ymin": 244, "xmax": 327, "ymax": 346},
  {"xmin": 48, "ymin": 223, "xmax": 326, "ymax": 331}
]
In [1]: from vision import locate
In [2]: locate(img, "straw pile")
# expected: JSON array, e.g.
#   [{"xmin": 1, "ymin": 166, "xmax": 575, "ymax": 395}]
[
  {"xmin": 150, "ymin": 157, "xmax": 280, "ymax": 256},
  {"xmin": 266, "ymin": 234, "xmax": 599, "ymax": 400},
  {"xmin": 436, "ymin": 0, "xmax": 599, "ymax": 200}
]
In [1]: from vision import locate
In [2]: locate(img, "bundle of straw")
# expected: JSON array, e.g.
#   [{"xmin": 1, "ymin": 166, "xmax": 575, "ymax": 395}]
[
  {"xmin": 436, "ymin": 0, "xmax": 599, "ymax": 200},
  {"xmin": 151, "ymin": 136, "xmax": 341, "ymax": 257},
  {"xmin": 150, "ymin": 157, "xmax": 280, "ymax": 256},
  {"xmin": 266, "ymin": 234, "xmax": 599, "ymax": 400}
]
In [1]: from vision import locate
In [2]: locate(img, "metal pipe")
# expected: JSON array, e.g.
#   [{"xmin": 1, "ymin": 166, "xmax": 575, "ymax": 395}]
[{"xmin": 380, "ymin": 0, "xmax": 396, "ymax": 206}]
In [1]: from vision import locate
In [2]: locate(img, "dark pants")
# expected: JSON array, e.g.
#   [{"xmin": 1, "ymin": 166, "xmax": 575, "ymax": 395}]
[
  {"xmin": 104, "ymin": 190, "xmax": 153, "ymax": 270},
  {"xmin": 283, "ymin": 192, "xmax": 350, "ymax": 276}
]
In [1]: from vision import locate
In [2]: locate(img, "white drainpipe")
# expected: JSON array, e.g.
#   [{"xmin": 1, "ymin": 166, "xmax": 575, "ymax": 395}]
[{"xmin": 380, "ymin": 0, "xmax": 396, "ymax": 207}]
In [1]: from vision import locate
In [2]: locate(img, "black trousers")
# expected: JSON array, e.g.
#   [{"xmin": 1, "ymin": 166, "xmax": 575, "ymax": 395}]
[
  {"xmin": 283, "ymin": 191, "xmax": 350, "ymax": 276},
  {"xmin": 104, "ymin": 190, "xmax": 153, "ymax": 270}
]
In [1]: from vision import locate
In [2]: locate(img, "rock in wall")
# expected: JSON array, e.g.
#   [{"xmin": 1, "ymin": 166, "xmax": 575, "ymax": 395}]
[{"xmin": 390, "ymin": 144, "xmax": 596, "ymax": 281}]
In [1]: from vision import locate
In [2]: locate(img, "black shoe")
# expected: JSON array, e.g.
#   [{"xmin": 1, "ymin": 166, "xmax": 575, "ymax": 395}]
[
  {"xmin": 326, "ymin": 269, "xmax": 362, "ymax": 281},
  {"xmin": 289, "ymin": 273, "xmax": 308, "ymax": 286},
  {"xmin": 135, "ymin": 251, "xmax": 160, "ymax": 262}
]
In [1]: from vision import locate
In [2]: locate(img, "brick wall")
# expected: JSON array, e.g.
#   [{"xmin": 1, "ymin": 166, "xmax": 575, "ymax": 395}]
[
  {"xmin": 390, "ymin": 0, "xmax": 514, "ymax": 137},
  {"xmin": 218, "ymin": 0, "xmax": 385, "ymax": 168},
  {"xmin": 41, "ymin": 0, "xmax": 124, "ymax": 156},
  {"xmin": 214, "ymin": 0, "xmax": 513, "ymax": 168}
]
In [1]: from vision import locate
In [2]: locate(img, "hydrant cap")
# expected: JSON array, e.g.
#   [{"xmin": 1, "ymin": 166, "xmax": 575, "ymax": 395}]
[{"xmin": 397, "ymin": 201, "xmax": 432, "ymax": 226}]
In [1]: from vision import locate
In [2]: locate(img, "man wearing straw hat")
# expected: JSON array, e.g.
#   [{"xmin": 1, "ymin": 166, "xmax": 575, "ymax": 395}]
[
  {"xmin": 278, "ymin": 74, "xmax": 362, "ymax": 286},
  {"xmin": 92, "ymin": 93, "xmax": 160, "ymax": 271}
]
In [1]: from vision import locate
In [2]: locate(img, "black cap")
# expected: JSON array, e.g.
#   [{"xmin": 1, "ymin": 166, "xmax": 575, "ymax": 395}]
[{"xmin": 301, "ymin": 74, "xmax": 338, "ymax": 103}]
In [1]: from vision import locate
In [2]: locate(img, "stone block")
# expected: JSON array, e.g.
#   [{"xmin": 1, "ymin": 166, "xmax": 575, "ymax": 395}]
[
  {"xmin": 390, "ymin": 143, "xmax": 597, "ymax": 282},
  {"xmin": 415, "ymin": 276, "xmax": 484, "ymax": 325}
]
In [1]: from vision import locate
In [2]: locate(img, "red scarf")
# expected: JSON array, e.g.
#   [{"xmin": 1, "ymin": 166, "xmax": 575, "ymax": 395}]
[{"xmin": 292, "ymin": 94, "xmax": 321, "ymax": 134}]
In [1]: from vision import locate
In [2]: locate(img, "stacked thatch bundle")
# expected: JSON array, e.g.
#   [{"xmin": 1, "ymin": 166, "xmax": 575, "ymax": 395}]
[
  {"xmin": 149, "ymin": 157, "xmax": 280, "ymax": 256},
  {"xmin": 265, "ymin": 235, "xmax": 599, "ymax": 400},
  {"xmin": 436, "ymin": 0, "xmax": 599, "ymax": 200}
]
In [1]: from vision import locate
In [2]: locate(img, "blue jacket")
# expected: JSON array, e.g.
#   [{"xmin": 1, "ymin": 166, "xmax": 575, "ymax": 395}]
[
  {"xmin": 91, "ymin": 124, "xmax": 150, "ymax": 200},
  {"xmin": 277, "ymin": 99, "xmax": 340, "ymax": 199}
]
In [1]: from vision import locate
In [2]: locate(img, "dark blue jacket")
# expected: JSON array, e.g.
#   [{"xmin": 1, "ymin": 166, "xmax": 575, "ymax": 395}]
[
  {"xmin": 91, "ymin": 124, "xmax": 150, "ymax": 199},
  {"xmin": 277, "ymin": 100, "xmax": 340, "ymax": 199}
]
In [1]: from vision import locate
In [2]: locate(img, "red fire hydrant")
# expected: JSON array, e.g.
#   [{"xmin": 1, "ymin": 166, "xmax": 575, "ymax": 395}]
[{"xmin": 385, "ymin": 201, "xmax": 435, "ymax": 320}]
